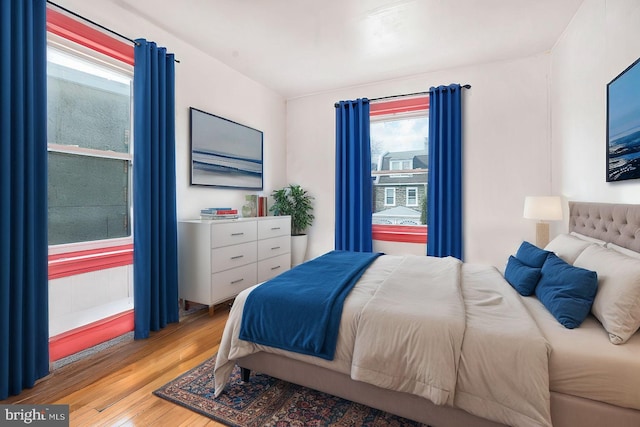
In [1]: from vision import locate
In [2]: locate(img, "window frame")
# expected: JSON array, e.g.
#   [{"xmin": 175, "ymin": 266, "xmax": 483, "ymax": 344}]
[
  {"xmin": 388, "ymin": 159, "xmax": 411, "ymax": 170},
  {"xmin": 370, "ymin": 95, "xmax": 429, "ymax": 244},
  {"xmin": 406, "ymin": 187, "xmax": 418, "ymax": 206},
  {"xmin": 384, "ymin": 187, "xmax": 396, "ymax": 206},
  {"xmin": 47, "ymin": 37, "xmax": 134, "ymax": 246},
  {"xmin": 46, "ymin": 7, "xmax": 135, "ymax": 278}
]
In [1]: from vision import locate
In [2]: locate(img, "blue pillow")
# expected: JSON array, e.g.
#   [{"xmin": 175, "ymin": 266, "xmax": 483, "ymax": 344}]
[
  {"xmin": 535, "ymin": 253, "xmax": 598, "ymax": 329},
  {"xmin": 516, "ymin": 241, "xmax": 551, "ymax": 268},
  {"xmin": 504, "ymin": 256, "xmax": 542, "ymax": 296}
]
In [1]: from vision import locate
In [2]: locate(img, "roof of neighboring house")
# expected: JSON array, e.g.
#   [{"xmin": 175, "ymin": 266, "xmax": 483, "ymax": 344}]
[
  {"xmin": 384, "ymin": 150, "xmax": 427, "ymax": 160},
  {"xmin": 414, "ymin": 154, "xmax": 428, "ymax": 169},
  {"xmin": 378, "ymin": 172, "xmax": 428, "ymax": 185},
  {"xmin": 380, "ymin": 150, "xmax": 428, "ymax": 171},
  {"xmin": 373, "ymin": 206, "xmax": 421, "ymax": 218}
]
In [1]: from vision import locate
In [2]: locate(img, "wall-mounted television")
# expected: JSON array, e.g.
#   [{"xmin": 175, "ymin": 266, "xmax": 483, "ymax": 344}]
[{"xmin": 190, "ymin": 107, "xmax": 263, "ymax": 189}]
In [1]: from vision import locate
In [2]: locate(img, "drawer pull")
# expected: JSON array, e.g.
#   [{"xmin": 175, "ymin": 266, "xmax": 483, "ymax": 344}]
[
  {"xmin": 271, "ymin": 246, "xmax": 281, "ymax": 250},
  {"xmin": 231, "ymin": 255, "xmax": 244, "ymax": 260},
  {"xmin": 231, "ymin": 278, "xmax": 244, "ymax": 284},
  {"xmin": 231, "ymin": 232, "xmax": 244, "ymax": 236},
  {"xmin": 271, "ymin": 265, "xmax": 281, "ymax": 271},
  {"xmin": 271, "ymin": 227, "xmax": 281, "ymax": 230}
]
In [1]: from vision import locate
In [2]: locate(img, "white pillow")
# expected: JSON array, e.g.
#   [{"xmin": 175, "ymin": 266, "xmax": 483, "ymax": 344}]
[
  {"xmin": 605, "ymin": 242, "xmax": 640, "ymax": 260},
  {"xmin": 544, "ymin": 234, "xmax": 593, "ymax": 264},
  {"xmin": 570, "ymin": 231, "xmax": 606, "ymax": 246},
  {"xmin": 574, "ymin": 245, "xmax": 640, "ymax": 344}
]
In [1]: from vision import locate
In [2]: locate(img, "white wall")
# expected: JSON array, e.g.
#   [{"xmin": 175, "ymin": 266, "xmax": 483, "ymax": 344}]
[
  {"xmin": 50, "ymin": 0, "xmax": 288, "ymax": 337},
  {"xmin": 551, "ymin": 0, "xmax": 640, "ymax": 233},
  {"xmin": 55, "ymin": 0, "xmax": 288, "ymax": 220},
  {"xmin": 49, "ymin": 266, "xmax": 132, "ymax": 336},
  {"xmin": 373, "ymin": 240, "xmax": 426, "ymax": 256},
  {"xmin": 287, "ymin": 54, "xmax": 553, "ymax": 267}
]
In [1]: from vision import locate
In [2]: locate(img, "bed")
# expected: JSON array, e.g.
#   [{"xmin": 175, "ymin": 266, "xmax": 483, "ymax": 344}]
[{"xmin": 213, "ymin": 201, "xmax": 640, "ymax": 427}]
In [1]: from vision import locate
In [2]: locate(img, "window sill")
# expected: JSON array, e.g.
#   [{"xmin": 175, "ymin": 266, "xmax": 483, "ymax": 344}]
[
  {"xmin": 48, "ymin": 243, "xmax": 133, "ymax": 280},
  {"xmin": 372, "ymin": 225, "xmax": 427, "ymax": 244},
  {"xmin": 49, "ymin": 309, "xmax": 134, "ymax": 362}
]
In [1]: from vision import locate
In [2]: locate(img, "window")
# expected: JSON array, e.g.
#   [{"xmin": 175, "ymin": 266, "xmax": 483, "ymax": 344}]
[
  {"xmin": 390, "ymin": 160, "xmax": 411, "ymax": 170},
  {"xmin": 384, "ymin": 188, "xmax": 396, "ymax": 206},
  {"xmin": 46, "ymin": 8, "xmax": 135, "ymax": 278},
  {"xmin": 47, "ymin": 27, "xmax": 133, "ymax": 246},
  {"xmin": 406, "ymin": 187, "xmax": 418, "ymax": 206},
  {"xmin": 370, "ymin": 96, "xmax": 428, "ymax": 243}
]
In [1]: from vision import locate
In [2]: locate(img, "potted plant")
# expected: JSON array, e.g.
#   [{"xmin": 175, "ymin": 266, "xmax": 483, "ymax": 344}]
[{"xmin": 270, "ymin": 184, "xmax": 314, "ymax": 265}]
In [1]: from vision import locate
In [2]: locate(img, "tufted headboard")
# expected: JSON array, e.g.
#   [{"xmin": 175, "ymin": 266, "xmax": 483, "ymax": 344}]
[{"xmin": 569, "ymin": 202, "xmax": 640, "ymax": 253}]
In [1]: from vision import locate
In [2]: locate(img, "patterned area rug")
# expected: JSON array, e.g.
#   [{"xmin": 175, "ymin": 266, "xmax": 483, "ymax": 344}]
[{"xmin": 154, "ymin": 355, "xmax": 427, "ymax": 426}]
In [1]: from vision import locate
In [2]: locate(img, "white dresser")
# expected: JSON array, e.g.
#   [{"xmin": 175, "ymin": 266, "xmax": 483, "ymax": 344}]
[{"xmin": 178, "ymin": 216, "xmax": 291, "ymax": 315}]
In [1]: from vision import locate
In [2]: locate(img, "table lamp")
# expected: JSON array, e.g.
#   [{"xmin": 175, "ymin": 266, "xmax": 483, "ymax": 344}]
[{"xmin": 523, "ymin": 196, "xmax": 562, "ymax": 248}]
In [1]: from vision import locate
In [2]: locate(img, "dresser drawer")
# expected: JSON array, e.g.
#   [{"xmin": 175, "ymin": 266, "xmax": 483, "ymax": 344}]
[
  {"xmin": 257, "ymin": 253, "xmax": 291, "ymax": 283},
  {"xmin": 211, "ymin": 263, "xmax": 257, "ymax": 302},
  {"xmin": 257, "ymin": 235, "xmax": 291, "ymax": 260},
  {"xmin": 257, "ymin": 217, "xmax": 291, "ymax": 240},
  {"xmin": 211, "ymin": 221, "xmax": 257, "ymax": 248},
  {"xmin": 211, "ymin": 241, "xmax": 257, "ymax": 272}
]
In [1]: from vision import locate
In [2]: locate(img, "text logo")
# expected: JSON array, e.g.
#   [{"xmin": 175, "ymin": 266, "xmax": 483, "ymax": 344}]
[{"xmin": 0, "ymin": 405, "xmax": 69, "ymax": 426}]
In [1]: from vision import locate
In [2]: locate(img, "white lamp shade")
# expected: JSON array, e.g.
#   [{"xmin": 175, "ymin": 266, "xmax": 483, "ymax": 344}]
[{"xmin": 523, "ymin": 196, "xmax": 563, "ymax": 221}]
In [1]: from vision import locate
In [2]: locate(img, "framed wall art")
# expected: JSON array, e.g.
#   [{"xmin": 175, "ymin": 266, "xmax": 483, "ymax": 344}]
[
  {"xmin": 190, "ymin": 107, "xmax": 263, "ymax": 189},
  {"xmin": 607, "ymin": 57, "xmax": 640, "ymax": 182}
]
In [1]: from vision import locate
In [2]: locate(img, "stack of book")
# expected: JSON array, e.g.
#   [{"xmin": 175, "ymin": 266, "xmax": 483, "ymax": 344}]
[{"xmin": 200, "ymin": 208, "xmax": 239, "ymax": 220}]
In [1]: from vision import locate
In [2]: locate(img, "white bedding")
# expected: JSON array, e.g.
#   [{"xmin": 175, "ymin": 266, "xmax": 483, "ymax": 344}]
[
  {"xmin": 351, "ymin": 256, "xmax": 465, "ymax": 406},
  {"xmin": 456, "ymin": 264, "xmax": 551, "ymax": 426},
  {"xmin": 214, "ymin": 255, "xmax": 552, "ymax": 427},
  {"xmin": 521, "ymin": 295, "xmax": 640, "ymax": 410}
]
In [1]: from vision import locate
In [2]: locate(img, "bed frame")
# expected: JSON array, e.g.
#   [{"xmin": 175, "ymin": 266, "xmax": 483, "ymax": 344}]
[{"xmin": 237, "ymin": 201, "xmax": 640, "ymax": 427}]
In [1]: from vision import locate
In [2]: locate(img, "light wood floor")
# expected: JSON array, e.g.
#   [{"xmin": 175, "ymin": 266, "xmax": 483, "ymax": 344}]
[{"xmin": 2, "ymin": 305, "xmax": 230, "ymax": 426}]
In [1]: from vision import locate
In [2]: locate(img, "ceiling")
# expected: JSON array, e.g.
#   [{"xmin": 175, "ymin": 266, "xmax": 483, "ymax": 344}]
[{"xmin": 112, "ymin": 0, "xmax": 584, "ymax": 99}]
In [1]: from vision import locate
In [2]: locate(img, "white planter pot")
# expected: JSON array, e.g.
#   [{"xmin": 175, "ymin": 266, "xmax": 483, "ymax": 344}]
[{"xmin": 291, "ymin": 234, "xmax": 308, "ymax": 267}]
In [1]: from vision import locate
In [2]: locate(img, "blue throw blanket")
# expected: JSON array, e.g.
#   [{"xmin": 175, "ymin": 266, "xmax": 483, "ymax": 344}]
[{"xmin": 239, "ymin": 250, "xmax": 383, "ymax": 360}]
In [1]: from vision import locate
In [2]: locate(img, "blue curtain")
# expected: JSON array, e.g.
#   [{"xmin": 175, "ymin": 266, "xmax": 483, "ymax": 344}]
[
  {"xmin": 335, "ymin": 99, "xmax": 373, "ymax": 252},
  {"xmin": 133, "ymin": 39, "xmax": 179, "ymax": 339},
  {"xmin": 0, "ymin": 0, "xmax": 49, "ymax": 399},
  {"xmin": 427, "ymin": 84, "xmax": 463, "ymax": 259}
]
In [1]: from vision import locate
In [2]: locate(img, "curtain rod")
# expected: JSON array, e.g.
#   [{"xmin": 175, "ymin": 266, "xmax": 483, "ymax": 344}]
[
  {"xmin": 334, "ymin": 84, "xmax": 471, "ymax": 107},
  {"xmin": 46, "ymin": 0, "xmax": 180, "ymax": 63},
  {"xmin": 370, "ymin": 84, "xmax": 471, "ymax": 102},
  {"xmin": 370, "ymin": 91, "xmax": 428, "ymax": 102}
]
